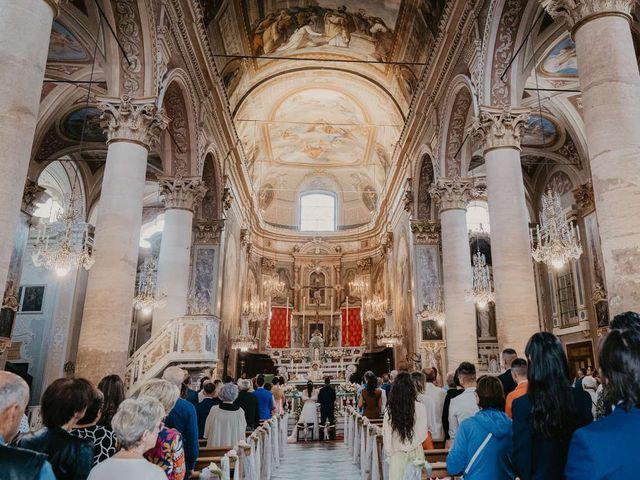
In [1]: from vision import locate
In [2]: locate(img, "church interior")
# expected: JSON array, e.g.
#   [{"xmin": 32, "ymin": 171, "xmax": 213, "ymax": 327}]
[{"xmin": 1, "ymin": 0, "xmax": 640, "ymax": 478}]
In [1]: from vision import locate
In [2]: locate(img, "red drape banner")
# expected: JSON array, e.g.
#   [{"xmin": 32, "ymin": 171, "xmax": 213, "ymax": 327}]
[
  {"xmin": 341, "ymin": 307, "xmax": 362, "ymax": 346},
  {"xmin": 270, "ymin": 307, "xmax": 291, "ymax": 348}
]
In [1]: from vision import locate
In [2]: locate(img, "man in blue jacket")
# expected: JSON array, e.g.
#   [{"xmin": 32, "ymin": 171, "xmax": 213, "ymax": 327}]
[
  {"xmin": 252, "ymin": 375, "xmax": 275, "ymax": 421},
  {"xmin": 565, "ymin": 316, "xmax": 640, "ymax": 479},
  {"xmin": 163, "ymin": 366, "xmax": 199, "ymax": 474}
]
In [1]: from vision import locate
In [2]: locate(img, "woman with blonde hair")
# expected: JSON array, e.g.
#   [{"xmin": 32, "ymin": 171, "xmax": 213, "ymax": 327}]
[
  {"xmin": 138, "ymin": 379, "xmax": 186, "ymax": 480},
  {"xmin": 87, "ymin": 397, "xmax": 166, "ymax": 479}
]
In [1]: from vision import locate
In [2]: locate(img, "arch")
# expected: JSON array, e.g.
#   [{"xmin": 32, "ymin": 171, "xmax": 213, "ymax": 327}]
[
  {"xmin": 440, "ymin": 76, "xmax": 475, "ymax": 177},
  {"xmin": 200, "ymin": 153, "xmax": 221, "ymax": 220}
]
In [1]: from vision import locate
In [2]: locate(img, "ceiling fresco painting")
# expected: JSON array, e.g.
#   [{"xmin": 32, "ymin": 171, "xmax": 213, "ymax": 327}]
[
  {"xmin": 61, "ymin": 108, "xmax": 107, "ymax": 143},
  {"xmin": 540, "ymin": 36, "xmax": 577, "ymax": 77},
  {"xmin": 48, "ymin": 22, "xmax": 90, "ymax": 63}
]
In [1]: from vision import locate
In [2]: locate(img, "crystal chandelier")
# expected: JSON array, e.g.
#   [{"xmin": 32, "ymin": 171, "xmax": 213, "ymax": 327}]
[
  {"xmin": 530, "ymin": 191, "xmax": 582, "ymax": 269},
  {"xmin": 132, "ymin": 257, "xmax": 166, "ymax": 315},
  {"xmin": 348, "ymin": 274, "xmax": 369, "ymax": 298},
  {"xmin": 364, "ymin": 294, "xmax": 386, "ymax": 321},
  {"xmin": 231, "ymin": 312, "xmax": 258, "ymax": 352},
  {"xmin": 263, "ymin": 273, "xmax": 285, "ymax": 298},
  {"xmin": 32, "ymin": 189, "xmax": 95, "ymax": 277},
  {"xmin": 243, "ymin": 297, "xmax": 268, "ymax": 323},
  {"xmin": 420, "ymin": 289, "xmax": 446, "ymax": 324},
  {"xmin": 466, "ymin": 251, "xmax": 495, "ymax": 310},
  {"xmin": 376, "ymin": 309, "xmax": 403, "ymax": 348}
]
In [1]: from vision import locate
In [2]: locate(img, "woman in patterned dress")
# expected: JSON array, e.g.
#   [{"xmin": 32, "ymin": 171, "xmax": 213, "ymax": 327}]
[
  {"xmin": 139, "ymin": 379, "xmax": 186, "ymax": 480},
  {"xmin": 71, "ymin": 387, "xmax": 117, "ymax": 465}
]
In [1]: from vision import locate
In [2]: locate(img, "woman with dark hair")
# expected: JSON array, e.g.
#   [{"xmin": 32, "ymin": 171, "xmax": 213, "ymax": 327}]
[
  {"xmin": 358, "ymin": 371, "xmax": 382, "ymax": 419},
  {"xmin": 442, "ymin": 367, "xmax": 463, "ymax": 442},
  {"xmin": 512, "ymin": 332, "xmax": 592, "ymax": 480},
  {"xmin": 197, "ymin": 377, "xmax": 210, "ymax": 403},
  {"xmin": 271, "ymin": 377, "xmax": 285, "ymax": 414},
  {"xmin": 447, "ymin": 375, "xmax": 514, "ymax": 479},
  {"xmin": 97, "ymin": 375, "xmax": 125, "ymax": 429},
  {"xmin": 411, "ymin": 371, "xmax": 435, "ymax": 449},
  {"xmin": 298, "ymin": 380, "xmax": 319, "ymax": 435},
  {"xmin": 71, "ymin": 387, "xmax": 117, "ymax": 465},
  {"xmin": 15, "ymin": 377, "xmax": 95, "ymax": 480},
  {"xmin": 565, "ymin": 325, "xmax": 640, "ymax": 478},
  {"xmin": 382, "ymin": 372, "xmax": 428, "ymax": 479}
]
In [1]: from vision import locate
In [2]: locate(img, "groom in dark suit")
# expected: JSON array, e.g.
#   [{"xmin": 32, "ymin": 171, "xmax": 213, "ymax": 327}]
[
  {"xmin": 498, "ymin": 348, "xmax": 518, "ymax": 397},
  {"xmin": 318, "ymin": 377, "xmax": 336, "ymax": 440}
]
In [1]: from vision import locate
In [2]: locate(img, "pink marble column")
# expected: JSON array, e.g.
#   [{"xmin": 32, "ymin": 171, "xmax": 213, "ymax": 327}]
[
  {"xmin": 471, "ymin": 107, "xmax": 539, "ymax": 354},
  {"xmin": 76, "ymin": 96, "xmax": 167, "ymax": 383},
  {"xmin": 543, "ymin": 0, "xmax": 640, "ymax": 314},
  {"xmin": 429, "ymin": 177, "xmax": 478, "ymax": 369},
  {"xmin": 0, "ymin": 0, "xmax": 60, "ymax": 294}
]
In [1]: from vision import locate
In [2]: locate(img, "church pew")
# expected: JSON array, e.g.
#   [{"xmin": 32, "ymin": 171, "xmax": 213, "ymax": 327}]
[
  {"xmin": 423, "ymin": 462, "xmax": 448, "ymax": 479},
  {"xmin": 194, "ymin": 455, "xmax": 236, "ymax": 473},
  {"xmin": 424, "ymin": 448, "xmax": 449, "ymax": 463},
  {"xmin": 198, "ymin": 431, "xmax": 252, "ymax": 446}
]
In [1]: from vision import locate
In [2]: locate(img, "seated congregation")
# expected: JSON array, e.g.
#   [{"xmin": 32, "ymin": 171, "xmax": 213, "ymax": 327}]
[
  {"xmin": 0, "ymin": 365, "xmax": 287, "ymax": 480},
  {"xmin": 346, "ymin": 311, "xmax": 640, "ymax": 480}
]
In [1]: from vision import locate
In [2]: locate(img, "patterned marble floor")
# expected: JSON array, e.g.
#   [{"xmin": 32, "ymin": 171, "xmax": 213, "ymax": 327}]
[{"xmin": 273, "ymin": 441, "xmax": 361, "ymax": 480}]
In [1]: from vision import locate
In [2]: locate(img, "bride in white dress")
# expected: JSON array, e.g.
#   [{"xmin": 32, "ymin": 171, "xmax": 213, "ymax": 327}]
[{"xmin": 289, "ymin": 381, "xmax": 319, "ymax": 442}]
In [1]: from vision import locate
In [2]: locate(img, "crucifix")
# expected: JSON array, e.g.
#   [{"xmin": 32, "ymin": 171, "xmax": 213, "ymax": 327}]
[{"xmin": 301, "ymin": 274, "xmax": 334, "ymax": 346}]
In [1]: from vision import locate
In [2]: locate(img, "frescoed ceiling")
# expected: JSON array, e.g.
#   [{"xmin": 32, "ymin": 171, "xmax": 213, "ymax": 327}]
[{"xmin": 200, "ymin": 0, "xmax": 447, "ymax": 230}]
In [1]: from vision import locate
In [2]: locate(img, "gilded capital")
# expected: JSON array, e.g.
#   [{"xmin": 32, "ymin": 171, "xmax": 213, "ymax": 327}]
[
  {"xmin": 469, "ymin": 106, "xmax": 530, "ymax": 152},
  {"xmin": 540, "ymin": 0, "xmax": 633, "ymax": 35},
  {"xmin": 410, "ymin": 220, "xmax": 441, "ymax": 245},
  {"xmin": 98, "ymin": 95, "xmax": 168, "ymax": 150},
  {"xmin": 158, "ymin": 175, "xmax": 207, "ymax": 211},
  {"xmin": 429, "ymin": 177, "xmax": 476, "ymax": 211}
]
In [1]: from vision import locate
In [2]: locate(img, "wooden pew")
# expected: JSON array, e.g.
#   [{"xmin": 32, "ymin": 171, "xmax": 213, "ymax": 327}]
[
  {"xmin": 424, "ymin": 462, "xmax": 448, "ymax": 479},
  {"xmin": 424, "ymin": 448, "xmax": 449, "ymax": 463}
]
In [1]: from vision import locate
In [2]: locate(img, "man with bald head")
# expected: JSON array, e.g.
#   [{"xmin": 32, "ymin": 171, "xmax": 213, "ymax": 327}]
[{"xmin": 0, "ymin": 371, "xmax": 55, "ymax": 479}]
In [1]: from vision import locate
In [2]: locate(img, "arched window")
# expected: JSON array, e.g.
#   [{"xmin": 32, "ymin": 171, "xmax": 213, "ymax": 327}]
[
  {"xmin": 466, "ymin": 202, "xmax": 490, "ymax": 233},
  {"xmin": 300, "ymin": 192, "xmax": 336, "ymax": 232}
]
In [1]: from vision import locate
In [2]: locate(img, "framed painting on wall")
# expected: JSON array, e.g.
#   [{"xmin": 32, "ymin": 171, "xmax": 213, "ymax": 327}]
[
  {"xmin": 421, "ymin": 319, "xmax": 443, "ymax": 341},
  {"xmin": 19, "ymin": 286, "xmax": 45, "ymax": 313}
]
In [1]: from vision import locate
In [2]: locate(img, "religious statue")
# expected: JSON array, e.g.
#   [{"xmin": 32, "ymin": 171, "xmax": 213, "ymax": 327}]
[
  {"xmin": 308, "ymin": 361, "xmax": 324, "ymax": 381},
  {"xmin": 309, "ymin": 329, "xmax": 325, "ymax": 362}
]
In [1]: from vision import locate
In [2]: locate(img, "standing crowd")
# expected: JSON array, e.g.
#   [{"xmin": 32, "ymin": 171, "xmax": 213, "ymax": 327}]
[
  {"xmin": 0, "ymin": 365, "xmax": 287, "ymax": 480},
  {"xmin": 356, "ymin": 311, "xmax": 640, "ymax": 479}
]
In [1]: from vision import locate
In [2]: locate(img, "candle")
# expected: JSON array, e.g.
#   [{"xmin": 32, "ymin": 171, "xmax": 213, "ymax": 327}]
[
  {"xmin": 286, "ymin": 295, "xmax": 291, "ymax": 348},
  {"xmin": 346, "ymin": 295, "xmax": 349, "ymax": 347}
]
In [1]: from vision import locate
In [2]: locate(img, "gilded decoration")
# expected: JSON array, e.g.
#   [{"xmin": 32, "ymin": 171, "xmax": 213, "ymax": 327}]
[
  {"xmin": 193, "ymin": 220, "xmax": 224, "ymax": 245},
  {"xmin": 573, "ymin": 181, "xmax": 595, "ymax": 214},
  {"xmin": 469, "ymin": 106, "xmax": 530, "ymax": 152},
  {"xmin": 22, "ymin": 179, "xmax": 47, "ymax": 216},
  {"xmin": 98, "ymin": 95, "xmax": 168, "ymax": 150},
  {"xmin": 411, "ymin": 220, "xmax": 441, "ymax": 245},
  {"xmin": 158, "ymin": 175, "xmax": 207, "ymax": 211},
  {"xmin": 429, "ymin": 176, "xmax": 476, "ymax": 211},
  {"xmin": 540, "ymin": 0, "xmax": 634, "ymax": 34}
]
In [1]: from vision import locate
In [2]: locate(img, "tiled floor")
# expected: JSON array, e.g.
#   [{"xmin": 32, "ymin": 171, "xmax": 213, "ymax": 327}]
[{"xmin": 273, "ymin": 441, "xmax": 361, "ymax": 480}]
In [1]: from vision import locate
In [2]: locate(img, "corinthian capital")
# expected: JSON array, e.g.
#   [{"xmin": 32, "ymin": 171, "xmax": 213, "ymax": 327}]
[
  {"xmin": 410, "ymin": 220, "xmax": 441, "ymax": 245},
  {"xmin": 158, "ymin": 175, "xmax": 207, "ymax": 211},
  {"xmin": 98, "ymin": 95, "xmax": 168, "ymax": 150},
  {"xmin": 429, "ymin": 177, "xmax": 476, "ymax": 211},
  {"xmin": 540, "ymin": 0, "xmax": 633, "ymax": 34},
  {"xmin": 469, "ymin": 106, "xmax": 530, "ymax": 152}
]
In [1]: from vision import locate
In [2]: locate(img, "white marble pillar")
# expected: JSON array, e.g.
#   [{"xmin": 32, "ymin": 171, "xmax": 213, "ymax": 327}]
[
  {"xmin": 542, "ymin": 0, "xmax": 640, "ymax": 314},
  {"xmin": 76, "ymin": 96, "xmax": 168, "ymax": 383},
  {"xmin": 429, "ymin": 178, "xmax": 478, "ymax": 369},
  {"xmin": 152, "ymin": 176, "xmax": 206, "ymax": 335},
  {"xmin": 470, "ymin": 107, "xmax": 539, "ymax": 354},
  {"xmin": 0, "ymin": 0, "xmax": 60, "ymax": 293}
]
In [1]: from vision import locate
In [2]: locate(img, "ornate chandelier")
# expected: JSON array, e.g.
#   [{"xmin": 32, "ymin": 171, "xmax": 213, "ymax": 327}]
[
  {"xmin": 32, "ymin": 189, "xmax": 95, "ymax": 277},
  {"xmin": 376, "ymin": 309, "xmax": 403, "ymax": 348},
  {"xmin": 132, "ymin": 257, "xmax": 166, "ymax": 315},
  {"xmin": 348, "ymin": 274, "xmax": 369, "ymax": 298},
  {"xmin": 263, "ymin": 273, "xmax": 285, "ymax": 298},
  {"xmin": 530, "ymin": 191, "xmax": 582, "ymax": 269},
  {"xmin": 364, "ymin": 294, "xmax": 386, "ymax": 321},
  {"xmin": 243, "ymin": 297, "xmax": 268, "ymax": 323},
  {"xmin": 231, "ymin": 312, "xmax": 258, "ymax": 352},
  {"xmin": 466, "ymin": 251, "xmax": 495, "ymax": 310},
  {"xmin": 420, "ymin": 289, "xmax": 445, "ymax": 324}
]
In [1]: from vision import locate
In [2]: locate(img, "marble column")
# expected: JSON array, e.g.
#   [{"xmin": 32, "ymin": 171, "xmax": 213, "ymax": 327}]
[
  {"xmin": 0, "ymin": 0, "xmax": 61, "ymax": 295},
  {"xmin": 152, "ymin": 176, "xmax": 206, "ymax": 335},
  {"xmin": 429, "ymin": 178, "xmax": 478, "ymax": 369},
  {"xmin": 542, "ymin": 0, "xmax": 640, "ymax": 314},
  {"xmin": 76, "ymin": 96, "xmax": 168, "ymax": 383},
  {"xmin": 470, "ymin": 107, "xmax": 539, "ymax": 354}
]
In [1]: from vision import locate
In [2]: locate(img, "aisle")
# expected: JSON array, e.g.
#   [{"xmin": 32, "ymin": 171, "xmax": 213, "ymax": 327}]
[{"xmin": 273, "ymin": 441, "xmax": 361, "ymax": 480}]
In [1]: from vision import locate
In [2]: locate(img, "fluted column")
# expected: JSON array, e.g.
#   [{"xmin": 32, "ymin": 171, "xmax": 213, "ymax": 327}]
[
  {"xmin": 429, "ymin": 178, "xmax": 478, "ymax": 369},
  {"xmin": 76, "ymin": 96, "xmax": 168, "ymax": 383},
  {"xmin": 152, "ymin": 176, "xmax": 206, "ymax": 334},
  {"xmin": 470, "ymin": 107, "xmax": 539, "ymax": 354},
  {"xmin": 542, "ymin": 0, "xmax": 640, "ymax": 314},
  {"xmin": 0, "ymin": 0, "xmax": 62, "ymax": 294}
]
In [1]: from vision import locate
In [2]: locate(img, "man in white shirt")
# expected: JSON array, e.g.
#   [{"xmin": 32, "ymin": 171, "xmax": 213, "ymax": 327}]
[
  {"xmin": 448, "ymin": 362, "xmax": 478, "ymax": 441},
  {"xmin": 422, "ymin": 367, "xmax": 447, "ymax": 442}
]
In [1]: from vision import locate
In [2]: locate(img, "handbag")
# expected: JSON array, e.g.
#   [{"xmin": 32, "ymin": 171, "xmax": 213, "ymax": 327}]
[{"xmin": 461, "ymin": 432, "xmax": 493, "ymax": 479}]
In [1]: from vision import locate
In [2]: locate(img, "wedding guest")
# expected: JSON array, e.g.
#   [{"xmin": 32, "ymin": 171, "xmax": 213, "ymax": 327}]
[
  {"xmin": 197, "ymin": 377, "xmax": 211, "ymax": 403},
  {"xmin": 358, "ymin": 372, "xmax": 382, "ymax": 420},
  {"xmin": 423, "ymin": 367, "xmax": 446, "ymax": 442},
  {"xmin": 234, "ymin": 379, "xmax": 259, "ymax": 429},
  {"xmin": 71, "ymin": 387, "xmax": 117, "ymax": 465},
  {"xmin": 410, "ymin": 371, "xmax": 435, "ymax": 449},
  {"xmin": 498, "ymin": 349, "xmax": 518, "ymax": 396},
  {"xmin": 0, "ymin": 371, "xmax": 55, "ymax": 480},
  {"xmin": 383, "ymin": 372, "xmax": 428, "ymax": 479},
  {"xmin": 87, "ymin": 397, "xmax": 166, "ymax": 480},
  {"xmin": 442, "ymin": 369, "xmax": 463, "ymax": 441},
  {"xmin": 512, "ymin": 332, "xmax": 592, "ymax": 480},
  {"xmin": 252, "ymin": 375, "xmax": 275, "ymax": 421},
  {"xmin": 565, "ymin": 325, "xmax": 640, "ymax": 478},
  {"xmin": 505, "ymin": 358, "xmax": 528, "ymax": 419},
  {"xmin": 271, "ymin": 377, "xmax": 285, "ymax": 414},
  {"xmin": 196, "ymin": 381, "xmax": 220, "ymax": 438},
  {"xmin": 139, "ymin": 379, "xmax": 186, "ymax": 480},
  {"xmin": 15, "ymin": 378, "xmax": 94, "ymax": 480},
  {"xmin": 181, "ymin": 372, "xmax": 198, "ymax": 407},
  {"xmin": 204, "ymin": 383, "xmax": 246, "ymax": 448},
  {"xmin": 581, "ymin": 375, "xmax": 598, "ymax": 419},
  {"xmin": 97, "ymin": 375, "xmax": 125, "ymax": 429},
  {"xmin": 448, "ymin": 362, "xmax": 479, "ymax": 441}
]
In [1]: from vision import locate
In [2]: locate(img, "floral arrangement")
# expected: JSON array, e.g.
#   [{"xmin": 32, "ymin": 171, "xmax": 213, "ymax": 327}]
[{"xmin": 337, "ymin": 382, "xmax": 360, "ymax": 394}]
